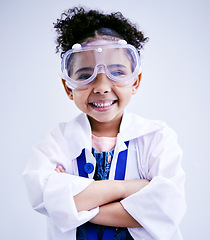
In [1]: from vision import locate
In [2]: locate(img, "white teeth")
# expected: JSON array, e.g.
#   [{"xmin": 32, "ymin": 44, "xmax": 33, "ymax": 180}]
[{"xmin": 92, "ymin": 101, "xmax": 114, "ymax": 108}]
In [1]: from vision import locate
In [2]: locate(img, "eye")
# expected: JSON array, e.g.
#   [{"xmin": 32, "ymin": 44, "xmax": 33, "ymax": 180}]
[
  {"xmin": 74, "ymin": 67, "xmax": 94, "ymax": 81},
  {"xmin": 108, "ymin": 64, "xmax": 128, "ymax": 77},
  {"xmin": 77, "ymin": 73, "xmax": 92, "ymax": 80},
  {"xmin": 111, "ymin": 70, "xmax": 126, "ymax": 77}
]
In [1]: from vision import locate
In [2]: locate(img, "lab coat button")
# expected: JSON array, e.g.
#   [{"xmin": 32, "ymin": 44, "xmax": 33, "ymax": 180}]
[{"xmin": 84, "ymin": 163, "xmax": 94, "ymax": 174}]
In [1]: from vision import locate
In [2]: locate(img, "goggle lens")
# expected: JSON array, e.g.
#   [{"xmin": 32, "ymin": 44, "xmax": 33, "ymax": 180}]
[{"xmin": 61, "ymin": 41, "xmax": 141, "ymax": 90}]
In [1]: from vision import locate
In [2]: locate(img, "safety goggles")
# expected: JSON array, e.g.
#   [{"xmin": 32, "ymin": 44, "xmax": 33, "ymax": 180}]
[{"xmin": 61, "ymin": 39, "xmax": 141, "ymax": 90}]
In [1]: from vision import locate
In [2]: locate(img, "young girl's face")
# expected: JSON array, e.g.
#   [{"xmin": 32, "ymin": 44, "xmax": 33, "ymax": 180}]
[{"xmin": 63, "ymin": 39, "xmax": 141, "ymax": 130}]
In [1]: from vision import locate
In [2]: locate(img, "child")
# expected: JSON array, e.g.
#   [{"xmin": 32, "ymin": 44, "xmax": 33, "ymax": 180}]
[{"xmin": 23, "ymin": 7, "xmax": 186, "ymax": 240}]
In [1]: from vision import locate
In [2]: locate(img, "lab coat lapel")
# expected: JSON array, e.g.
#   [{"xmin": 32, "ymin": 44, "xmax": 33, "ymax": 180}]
[{"xmin": 64, "ymin": 113, "xmax": 92, "ymax": 160}]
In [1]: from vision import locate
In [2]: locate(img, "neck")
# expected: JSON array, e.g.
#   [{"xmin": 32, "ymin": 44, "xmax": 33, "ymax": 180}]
[{"xmin": 88, "ymin": 116, "xmax": 122, "ymax": 137}]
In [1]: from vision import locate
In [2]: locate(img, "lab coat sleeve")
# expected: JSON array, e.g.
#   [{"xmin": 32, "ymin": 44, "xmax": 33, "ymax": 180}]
[
  {"xmin": 23, "ymin": 124, "xmax": 99, "ymax": 233},
  {"xmin": 121, "ymin": 126, "xmax": 186, "ymax": 240}
]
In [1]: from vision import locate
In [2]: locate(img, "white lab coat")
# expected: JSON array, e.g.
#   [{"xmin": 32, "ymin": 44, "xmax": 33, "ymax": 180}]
[{"xmin": 23, "ymin": 111, "xmax": 186, "ymax": 240}]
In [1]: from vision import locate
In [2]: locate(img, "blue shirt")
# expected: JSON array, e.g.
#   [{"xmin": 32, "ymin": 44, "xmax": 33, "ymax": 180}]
[{"xmin": 76, "ymin": 148, "xmax": 133, "ymax": 240}]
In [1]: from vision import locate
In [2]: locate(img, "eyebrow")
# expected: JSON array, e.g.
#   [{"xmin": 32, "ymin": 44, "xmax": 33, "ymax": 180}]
[
  {"xmin": 108, "ymin": 64, "xmax": 127, "ymax": 69},
  {"xmin": 75, "ymin": 67, "xmax": 94, "ymax": 75}
]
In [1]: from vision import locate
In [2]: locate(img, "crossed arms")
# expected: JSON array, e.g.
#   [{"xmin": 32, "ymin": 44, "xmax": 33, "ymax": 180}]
[{"xmin": 55, "ymin": 164, "xmax": 149, "ymax": 228}]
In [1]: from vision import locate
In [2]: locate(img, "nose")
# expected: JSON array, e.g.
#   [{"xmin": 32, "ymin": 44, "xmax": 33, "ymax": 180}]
[{"xmin": 92, "ymin": 73, "xmax": 112, "ymax": 94}]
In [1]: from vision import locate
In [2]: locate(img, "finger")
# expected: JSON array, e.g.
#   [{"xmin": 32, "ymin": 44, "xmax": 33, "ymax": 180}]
[
  {"xmin": 56, "ymin": 164, "xmax": 67, "ymax": 173},
  {"xmin": 55, "ymin": 168, "xmax": 61, "ymax": 173}
]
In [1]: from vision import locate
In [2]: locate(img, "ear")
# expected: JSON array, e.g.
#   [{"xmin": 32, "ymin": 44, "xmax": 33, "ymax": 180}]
[
  {"xmin": 62, "ymin": 79, "xmax": 74, "ymax": 100},
  {"xmin": 132, "ymin": 73, "xmax": 142, "ymax": 95}
]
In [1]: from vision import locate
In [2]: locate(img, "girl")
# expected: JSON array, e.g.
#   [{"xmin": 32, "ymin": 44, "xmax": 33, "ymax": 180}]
[{"xmin": 23, "ymin": 7, "xmax": 186, "ymax": 240}]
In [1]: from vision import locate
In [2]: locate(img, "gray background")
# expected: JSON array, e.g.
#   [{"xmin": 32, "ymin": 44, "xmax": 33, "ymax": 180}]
[{"xmin": 1, "ymin": 0, "xmax": 209, "ymax": 239}]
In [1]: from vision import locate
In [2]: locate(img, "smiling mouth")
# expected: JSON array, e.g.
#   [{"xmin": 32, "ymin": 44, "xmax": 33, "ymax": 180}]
[{"xmin": 90, "ymin": 100, "xmax": 117, "ymax": 108}]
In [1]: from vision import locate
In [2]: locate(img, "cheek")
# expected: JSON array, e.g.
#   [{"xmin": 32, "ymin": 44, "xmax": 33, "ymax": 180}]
[
  {"xmin": 73, "ymin": 92, "xmax": 88, "ymax": 108},
  {"xmin": 118, "ymin": 89, "xmax": 133, "ymax": 103}
]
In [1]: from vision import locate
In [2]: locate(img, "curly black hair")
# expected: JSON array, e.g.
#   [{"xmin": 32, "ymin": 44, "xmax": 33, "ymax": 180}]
[{"xmin": 54, "ymin": 7, "xmax": 149, "ymax": 57}]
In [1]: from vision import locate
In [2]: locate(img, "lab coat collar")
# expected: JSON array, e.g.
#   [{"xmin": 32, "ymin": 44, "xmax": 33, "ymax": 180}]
[
  {"xmin": 119, "ymin": 110, "xmax": 166, "ymax": 141},
  {"xmin": 64, "ymin": 111, "xmax": 165, "ymax": 160}
]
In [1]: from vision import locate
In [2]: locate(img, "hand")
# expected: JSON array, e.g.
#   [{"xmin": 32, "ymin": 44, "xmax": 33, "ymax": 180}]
[{"xmin": 55, "ymin": 164, "xmax": 66, "ymax": 173}]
